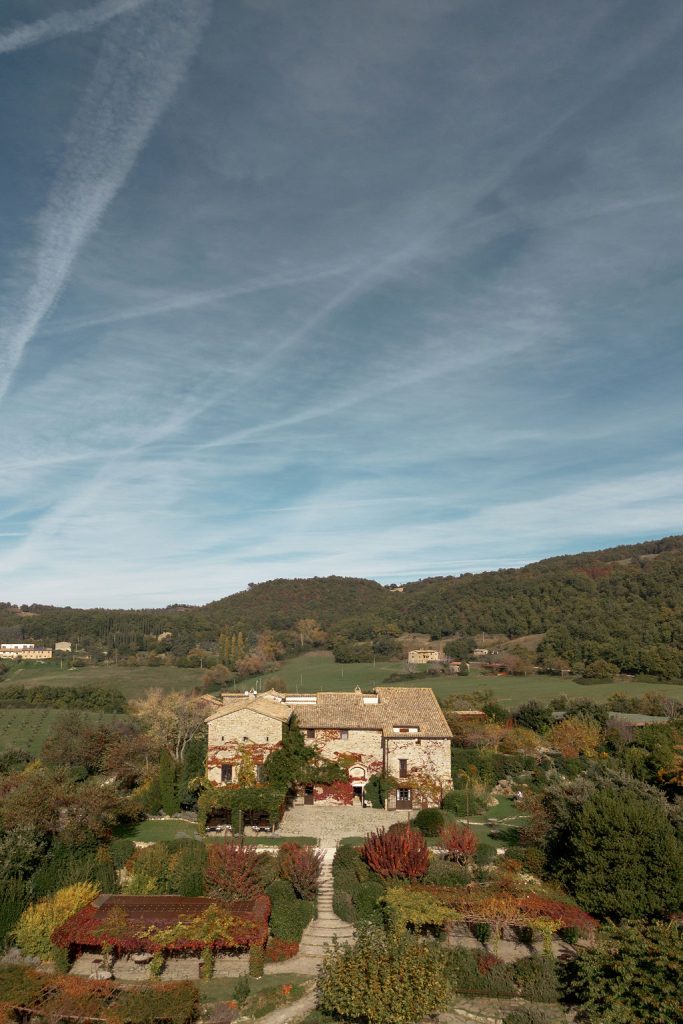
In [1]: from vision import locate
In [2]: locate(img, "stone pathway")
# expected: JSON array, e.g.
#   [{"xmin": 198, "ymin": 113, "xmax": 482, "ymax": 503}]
[
  {"xmin": 266, "ymin": 847, "xmax": 355, "ymax": 977},
  {"xmin": 279, "ymin": 804, "xmax": 413, "ymax": 845}
]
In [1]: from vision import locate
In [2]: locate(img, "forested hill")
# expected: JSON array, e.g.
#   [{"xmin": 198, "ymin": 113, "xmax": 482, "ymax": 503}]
[
  {"xmin": 203, "ymin": 576, "xmax": 388, "ymax": 630},
  {"xmin": 2, "ymin": 534, "xmax": 683, "ymax": 675}
]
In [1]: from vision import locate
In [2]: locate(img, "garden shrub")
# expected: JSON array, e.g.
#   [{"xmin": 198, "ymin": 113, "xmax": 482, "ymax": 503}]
[
  {"xmin": 317, "ymin": 923, "xmax": 451, "ymax": 1024},
  {"xmin": 265, "ymin": 937, "xmax": 299, "ymax": 962},
  {"xmin": 333, "ymin": 890, "xmax": 355, "ymax": 923},
  {"xmin": 169, "ymin": 843, "xmax": 206, "ymax": 897},
  {"xmin": 471, "ymin": 921, "xmax": 491, "ymax": 944},
  {"xmin": 424, "ymin": 858, "xmax": 469, "ymax": 887},
  {"xmin": 124, "ymin": 844, "xmax": 171, "ymax": 894},
  {"xmin": 413, "ymin": 808, "xmax": 445, "ymax": 836},
  {"xmin": 249, "ymin": 944, "xmax": 265, "ymax": 978},
  {"xmin": 440, "ymin": 823, "xmax": 478, "ymax": 863},
  {"xmin": 507, "ymin": 845, "xmax": 546, "ymax": 877},
  {"xmin": 233, "ymin": 974, "xmax": 250, "ymax": 1005},
  {"xmin": 0, "ymin": 877, "xmax": 31, "ymax": 949},
  {"xmin": 15, "ymin": 882, "xmax": 99, "ymax": 960},
  {"xmin": 474, "ymin": 844, "xmax": 497, "ymax": 866},
  {"xmin": 361, "ymin": 826, "xmax": 429, "ymax": 880},
  {"xmin": 149, "ymin": 952, "xmax": 165, "ymax": 976},
  {"xmin": 446, "ymin": 948, "xmax": 517, "ymax": 998},
  {"xmin": 199, "ymin": 946, "xmax": 213, "ymax": 979},
  {"xmin": 266, "ymin": 880, "xmax": 314, "ymax": 941},
  {"xmin": 353, "ymin": 880, "xmax": 385, "ymax": 924},
  {"xmin": 333, "ymin": 844, "xmax": 361, "ymax": 871},
  {"xmin": 516, "ymin": 924, "xmax": 535, "ymax": 946},
  {"xmin": 204, "ymin": 840, "xmax": 265, "ymax": 902},
  {"xmin": 277, "ymin": 843, "xmax": 323, "ymax": 900},
  {"xmin": 558, "ymin": 925, "xmax": 579, "ymax": 945},
  {"xmin": 108, "ymin": 838, "xmax": 136, "ymax": 869},
  {"xmin": 381, "ymin": 887, "xmax": 451, "ymax": 934},
  {"xmin": 443, "ymin": 788, "xmax": 485, "ymax": 816},
  {"xmin": 513, "ymin": 956, "xmax": 559, "ymax": 1002}
]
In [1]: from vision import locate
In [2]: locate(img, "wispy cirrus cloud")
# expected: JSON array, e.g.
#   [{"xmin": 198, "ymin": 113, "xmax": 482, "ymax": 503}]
[
  {"xmin": 0, "ymin": 0, "xmax": 211, "ymax": 403},
  {"xmin": 0, "ymin": 0, "xmax": 152, "ymax": 55}
]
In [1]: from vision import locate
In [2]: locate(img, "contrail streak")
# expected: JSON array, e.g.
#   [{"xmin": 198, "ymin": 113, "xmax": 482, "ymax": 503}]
[
  {"xmin": 0, "ymin": 0, "xmax": 212, "ymax": 404},
  {"xmin": 0, "ymin": 0, "xmax": 152, "ymax": 55}
]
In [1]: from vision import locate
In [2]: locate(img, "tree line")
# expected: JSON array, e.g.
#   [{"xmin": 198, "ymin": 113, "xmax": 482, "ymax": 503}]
[{"xmin": 2, "ymin": 534, "xmax": 683, "ymax": 677}]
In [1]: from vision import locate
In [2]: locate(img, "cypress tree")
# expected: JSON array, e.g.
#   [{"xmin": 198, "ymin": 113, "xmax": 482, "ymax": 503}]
[{"xmin": 159, "ymin": 750, "xmax": 180, "ymax": 816}]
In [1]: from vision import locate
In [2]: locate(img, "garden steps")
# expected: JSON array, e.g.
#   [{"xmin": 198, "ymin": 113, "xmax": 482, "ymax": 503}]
[{"xmin": 296, "ymin": 846, "xmax": 355, "ymax": 959}]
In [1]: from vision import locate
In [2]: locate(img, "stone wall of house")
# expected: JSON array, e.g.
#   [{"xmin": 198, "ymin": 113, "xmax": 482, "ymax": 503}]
[
  {"xmin": 303, "ymin": 728, "xmax": 384, "ymax": 782},
  {"xmin": 207, "ymin": 708, "xmax": 285, "ymax": 784},
  {"xmin": 385, "ymin": 736, "xmax": 452, "ymax": 809}
]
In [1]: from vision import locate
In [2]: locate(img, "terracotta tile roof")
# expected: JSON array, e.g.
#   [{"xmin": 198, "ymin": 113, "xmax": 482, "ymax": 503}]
[
  {"xmin": 205, "ymin": 695, "xmax": 292, "ymax": 724},
  {"xmin": 293, "ymin": 687, "xmax": 452, "ymax": 738}
]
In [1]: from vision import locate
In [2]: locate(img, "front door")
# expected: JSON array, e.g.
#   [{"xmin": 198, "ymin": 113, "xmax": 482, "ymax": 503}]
[
  {"xmin": 395, "ymin": 787, "xmax": 412, "ymax": 809},
  {"xmin": 304, "ymin": 784, "xmax": 315, "ymax": 805}
]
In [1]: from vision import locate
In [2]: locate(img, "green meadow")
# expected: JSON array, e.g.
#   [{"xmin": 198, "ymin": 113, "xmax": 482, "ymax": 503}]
[{"xmin": 262, "ymin": 652, "xmax": 683, "ymax": 708}]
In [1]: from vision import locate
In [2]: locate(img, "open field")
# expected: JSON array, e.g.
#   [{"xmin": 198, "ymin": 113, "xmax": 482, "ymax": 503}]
[
  {"xmin": 263, "ymin": 653, "xmax": 683, "ymax": 708},
  {"xmin": 262, "ymin": 651, "xmax": 409, "ymax": 691},
  {"xmin": 0, "ymin": 660, "xmax": 204, "ymax": 698},
  {"xmin": 3, "ymin": 653, "xmax": 682, "ymax": 711},
  {"xmin": 0, "ymin": 707, "xmax": 119, "ymax": 755}
]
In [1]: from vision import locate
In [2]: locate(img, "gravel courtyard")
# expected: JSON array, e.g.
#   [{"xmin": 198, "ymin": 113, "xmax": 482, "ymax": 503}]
[{"xmin": 279, "ymin": 803, "xmax": 414, "ymax": 845}]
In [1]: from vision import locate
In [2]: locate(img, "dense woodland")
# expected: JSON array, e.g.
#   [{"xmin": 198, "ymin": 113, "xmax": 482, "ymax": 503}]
[{"xmin": 2, "ymin": 535, "xmax": 683, "ymax": 676}]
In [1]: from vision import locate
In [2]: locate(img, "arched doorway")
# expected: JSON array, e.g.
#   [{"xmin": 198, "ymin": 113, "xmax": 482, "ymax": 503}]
[{"xmin": 348, "ymin": 764, "xmax": 367, "ymax": 806}]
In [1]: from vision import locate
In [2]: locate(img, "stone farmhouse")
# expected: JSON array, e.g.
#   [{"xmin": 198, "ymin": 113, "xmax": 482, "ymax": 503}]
[{"xmin": 205, "ymin": 686, "xmax": 453, "ymax": 810}]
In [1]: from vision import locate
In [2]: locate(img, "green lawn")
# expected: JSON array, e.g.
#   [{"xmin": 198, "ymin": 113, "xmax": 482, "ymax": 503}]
[
  {"xmin": 0, "ymin": 660, "xmax": 205, "ymax": 698},
  {"xmin": 0, "ymin": 707, "xmax": 119, "ymax": 756},
  {"xmin": 199, "ymin": 974, "xmax": 308, "ymax": 1018},
  {"xmin": 113, "ymin": 818, "xmax": 317, "ymax": 846}
]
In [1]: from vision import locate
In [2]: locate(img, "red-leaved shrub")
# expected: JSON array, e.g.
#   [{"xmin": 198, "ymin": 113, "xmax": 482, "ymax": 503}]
[
  {"xmin": 360, "ymin": 826, "xmax": 429, "ymax": 880},
  {"xmin": 265, "ymin": 937, "xmax": 299, "ymax": 962},
  {"xmin": 277, "ymin": 844, "xmax": 323, "ymax": 900},
  {"xmin": 204, "ymin": 840, "xmax": 265, "ymax": 902},
  {"xmin": 440, "ymin": 823, "xmax": 478, "ymax": 864}
]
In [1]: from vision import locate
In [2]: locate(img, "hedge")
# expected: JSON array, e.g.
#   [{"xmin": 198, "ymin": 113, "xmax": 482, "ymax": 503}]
[
  {"xmin": 513, "ymin": 955, "xmax": 559, "ymax": 1002},
  {"xmin": 197, "ymin": 785, "xmax": 287, "ymax": 829},
  {"xmin": 451, "ymin": 749, "xmax": 537, "ymax": 781},
  {"xmin": 445, "ymin": 948, "xmax": 517, "ymax": 997},
  {"xmin": 413, "ymin": 809, "xmax": 445, "ymax": 836},
  {"xmin": 266, "ymin": 880, "xmax": 315, "ymax": 942}
]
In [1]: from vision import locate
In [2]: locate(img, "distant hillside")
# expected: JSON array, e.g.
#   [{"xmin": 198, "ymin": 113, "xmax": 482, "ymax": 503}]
[
  {"xmin": 2, "ymin": 535, "xmax": 683, "ymax": 676},
  {"xmin": 203, "ymin": 576, "xmax": 389, "ymax": 630}
]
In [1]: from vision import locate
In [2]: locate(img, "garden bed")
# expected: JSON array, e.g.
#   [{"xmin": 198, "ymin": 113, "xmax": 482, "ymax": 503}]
[{"xmin": 52, "ymin": 894, "xmax": 270, "ymax": 957}]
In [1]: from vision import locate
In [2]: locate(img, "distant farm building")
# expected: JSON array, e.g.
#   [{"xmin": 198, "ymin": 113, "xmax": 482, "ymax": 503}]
[
  {"xmin": 407, "ymin": 649, "xmax": 442, "ymax": 664},
  {"xmin": 0, "ymin": 643, "xmax": 52, "ymax": 660},
  {"xmin": 472, "ymin": 648, "xmax": 489, "ymax": 657},
  {"xmin": 54, "ymin": 641, "xmax": 72, "ymax": 653}
]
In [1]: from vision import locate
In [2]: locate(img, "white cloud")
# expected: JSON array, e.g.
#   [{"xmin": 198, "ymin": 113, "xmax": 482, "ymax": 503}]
[{"xmin": 0, "ymin": 0, "xmax": 152, "ymax": 55}]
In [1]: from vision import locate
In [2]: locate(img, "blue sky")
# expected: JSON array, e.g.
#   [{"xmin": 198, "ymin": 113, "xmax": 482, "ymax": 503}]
[{"xmin": 1, "ymin": 0, "xmax": 683, "ymax": 608}]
